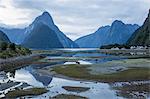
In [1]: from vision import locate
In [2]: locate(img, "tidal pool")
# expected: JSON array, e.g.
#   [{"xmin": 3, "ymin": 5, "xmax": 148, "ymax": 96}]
[
  {"xmin": 0, "ymin": 68, "xmax": 122, "ymax": 99},
  {"xmin": 0, "ymin": 49, "xmax": 149, "ymax": 99},
  {"xmin": 7, "ymin": 68, "xmax": 123, "ymax": 99}
]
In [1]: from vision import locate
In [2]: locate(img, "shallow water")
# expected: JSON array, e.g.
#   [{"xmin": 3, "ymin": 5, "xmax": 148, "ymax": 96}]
[
  {"xmin": 35, "ymin": 77, "xmax": 123, "ymax": 99},
  {"xmin": 0, "ymin": 49, "xmax": 149, "ymax": 98},
  {"xmin": 5, "ymin": 68, "xmax": 123, "ymax": 99}
]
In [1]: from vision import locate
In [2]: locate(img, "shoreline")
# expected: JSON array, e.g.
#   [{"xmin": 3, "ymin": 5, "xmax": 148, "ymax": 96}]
[
  {"xmin": 37, "ymin": 68, "xmax": 99, "ymax": 83},
  {"xmin": 37, "ymin": 68, "xmax": 150, "ymax": 84},
  {"xmin": 0, "ymin": 54, "xmax": 45, "ymax": 71},
  {"xmin": 36, "ymin": 56, "xmax": 150, "ymax": 83}
]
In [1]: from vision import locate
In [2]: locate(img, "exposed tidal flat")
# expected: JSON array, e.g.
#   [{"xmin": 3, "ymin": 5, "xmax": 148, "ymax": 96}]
[{"xmin": 0, "ymin": 48, "xmax": 149, "ymax": 99}]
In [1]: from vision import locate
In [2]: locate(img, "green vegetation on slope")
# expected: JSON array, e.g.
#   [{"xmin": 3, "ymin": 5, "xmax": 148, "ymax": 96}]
[
  {"xmin": 0, "ymin": 42, "xmax": 31, "ymax": 59},
  {"xmin": 127, "ymin": 10, "xmax": 150, "ymax": 46},
  {"xmin": 100, "ymin": 43, "xmax": 130, "ymax": 49},
  {"xmin": 0, "ymin": 30, "xmax": 10, "ymax": 43}
]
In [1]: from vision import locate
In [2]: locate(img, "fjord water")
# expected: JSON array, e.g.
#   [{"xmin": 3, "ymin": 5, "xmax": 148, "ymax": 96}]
[{"xmin": 0, "ymin": 48, "xmax": 149, "ymax": 99}]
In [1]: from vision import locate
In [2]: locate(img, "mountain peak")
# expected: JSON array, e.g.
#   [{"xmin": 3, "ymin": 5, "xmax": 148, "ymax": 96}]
[
  {"xmin": 42, "ymin": 11, "xmax": 51, "ymax": 17},
  {"xmin": 31, "ymin": 11, "xmax": 56, "ymax": 30},
  {"xmin": 112, "ymin": 20, "xmax": 124, "ymax": 26},
  {"xmin": 39, "ymin": 11, "xmax": 53, "ymax": 20}
]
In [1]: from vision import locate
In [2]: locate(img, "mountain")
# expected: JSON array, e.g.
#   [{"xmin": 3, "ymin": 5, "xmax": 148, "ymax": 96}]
[
  {"xmin": 0, "ymin": 27, "xmax": 26, "ymax": 44},
  {"xmin": 75, "ymin": 20, "xmax": 139, "ymax": 48},
  {"xmin": 0, "ymin": 11, "xmax": 78, "ymax": 48},
  {"xmin": 22, "ymin": 11, "xmax": 78, "ymax": 48},
  {"xmin": 127, "ymin": 10, "xmax": 150, "ymax": 46},
  {"xmin": 75, "ymin": 26, "xmax": 110, "ymax": 48},
  {"xmin": 22, "ymin": 22, "xmax": 63, "ymax": 49},
  {"xmin": 0, "ymin": 30, "xmax": 10, "ymax": 43}
]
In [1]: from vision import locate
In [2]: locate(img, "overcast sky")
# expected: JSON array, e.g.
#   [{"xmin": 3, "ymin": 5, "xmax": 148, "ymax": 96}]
[{"xmin": 0, "ymin": 0, "xmax": 149, "ymax": 40}]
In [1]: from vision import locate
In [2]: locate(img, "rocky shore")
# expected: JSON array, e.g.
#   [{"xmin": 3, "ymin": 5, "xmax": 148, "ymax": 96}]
[{"xmin": 0, "ymin": 54, "xmax": 45, "ymax": 71}]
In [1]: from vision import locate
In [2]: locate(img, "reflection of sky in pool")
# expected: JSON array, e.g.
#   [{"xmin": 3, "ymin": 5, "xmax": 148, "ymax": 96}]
[
  {"xmin": 8, "ymin": 68, "xmax": 52, "ymax": 87},
  {"xmin": 8, "ymin": 69, "xmax": 44, "ymax": 87},
  {"xmin": 4, "ymin": 68, "xmax": 123, "ymax": 99},
  {"xmin": 64, "ymin": 60, "xmax": 92, "ymax": 65},
  {"xmin": 33, "ymin": 77, "xmax": 123, "ymax": 99},
  {"xmin": 1, "ymin": 49, "xmax": 148, "ymax": 99}
]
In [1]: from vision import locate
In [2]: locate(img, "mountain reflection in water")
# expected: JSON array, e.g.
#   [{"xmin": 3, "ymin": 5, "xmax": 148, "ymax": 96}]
[{"xmin": 8, "ymin": 68, "xmax": 52, "ymax": 87}]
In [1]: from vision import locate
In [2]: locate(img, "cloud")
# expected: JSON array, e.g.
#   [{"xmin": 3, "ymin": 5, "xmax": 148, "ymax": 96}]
[
  {"xmin": 0, "ymin": 5, "xmax": 6, "ymax": 8},
  {"xmin": 0, "ymin": 0, "xmax": 150, "ymax": 40}
]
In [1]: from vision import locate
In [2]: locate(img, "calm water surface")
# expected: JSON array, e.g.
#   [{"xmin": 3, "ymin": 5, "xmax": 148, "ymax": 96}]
[{"xmin": 0, "ymin": 49, "xmax": 149, "ymax": 99}]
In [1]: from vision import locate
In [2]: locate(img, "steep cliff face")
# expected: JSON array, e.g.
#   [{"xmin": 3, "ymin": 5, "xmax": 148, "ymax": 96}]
[
  {"xmin": 22, "ymin": 22, "xmax": 63, "ymax": 49},
  {"xmin": 0, "ymin": 30, "xmax": 10, "ymax": 43},
  {"xmin": 0, "ymin": 28, "xmax": 25, "ymax": 44},
  {"xmin": 75, "ymin": 20, "xmax": 139, "ymax": 48},
  {"xmin": 127, "ymin": 10, "xmax": 150, "ymax": 46},
  {"xmin": 22, "ymin": 11, "xmax": 78, "ymax": 48},
  {"xmin": 1, "ymin": 11, "xmax": 78, "ymax": 48}
]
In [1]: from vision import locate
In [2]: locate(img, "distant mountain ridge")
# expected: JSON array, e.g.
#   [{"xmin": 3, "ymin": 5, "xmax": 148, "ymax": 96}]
[
  {"xmin": 127, "ymin": 10, "xmax": 150, "ymax": 46},
  {"xmin": 0, "ymin": 11, "xmax": 78, "ymax": 48},
  {"xmin": 75, "ymin": 20, "xmax": 139, "ymax": 48}
]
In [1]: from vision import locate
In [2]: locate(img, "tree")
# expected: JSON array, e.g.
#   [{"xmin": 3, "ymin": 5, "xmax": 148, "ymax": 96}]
[
  {"xmin": 0, "ymin": 42, "xmax": 8, "ymax": 50},
  {"xmin": 9, "ymin": 43, "xmax": 16, "ymax": 51}
]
